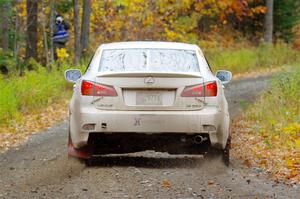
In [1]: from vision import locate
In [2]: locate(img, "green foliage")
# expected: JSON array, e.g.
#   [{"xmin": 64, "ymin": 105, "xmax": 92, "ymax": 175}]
[
  {"xmin": 0, "ymin": 48, "xmax": 16, "ymax": 74},
  {"xmin": 0, "ymin": 65, "xmax": 72, "ymax": 126},
  {"xmin": 247, "ymin": 66, "xmax": 300, "ymax": 141},
  {"xmin": 234, "ymin": 66, "xmax": 300, "ymax": 180},
  {"xmin": 274, "ymin": 0, "xmax": 300, "ymax": 43},
  {"xmin": 26, "ymin": 57, "xmax": 42, "ymax": 71},
  {"xmin": 206, "ymin": 43, "xmax": 300, "ymax": 73},
  {"xmin": 55, "ymin": 0, "xmax": 73, "ymax": 13}
]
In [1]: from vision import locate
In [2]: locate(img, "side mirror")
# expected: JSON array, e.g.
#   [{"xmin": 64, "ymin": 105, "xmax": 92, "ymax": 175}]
[
  {"xmin": 64, "ymin": 69, "xmax": 82, "ymax": 83},
  {"xmin": 215, "ymin": 70, "xmax": 232, "ymax": 85}
]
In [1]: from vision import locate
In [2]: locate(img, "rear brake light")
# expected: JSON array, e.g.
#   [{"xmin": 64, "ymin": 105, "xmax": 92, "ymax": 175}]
[
  {"xmin": 181, "ymin": 81, "xmax": 217, "ymax": 97},
  {"xmin": 205, "ymin": 81, "xmax": 218, "ymax": 97},
  {"xmin": 81, "ymin": 80, "xmax": 117, "ymax": 96}
]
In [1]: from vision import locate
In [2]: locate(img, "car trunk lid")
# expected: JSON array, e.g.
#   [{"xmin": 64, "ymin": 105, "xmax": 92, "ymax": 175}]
[{"xmin": 92, "ymin": 72, "xmax": 205, "ymax": 111}]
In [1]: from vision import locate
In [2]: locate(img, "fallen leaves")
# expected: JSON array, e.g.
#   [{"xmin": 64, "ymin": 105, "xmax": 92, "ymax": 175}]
[
  {"xmin": 207, "ymin": 180, "xmax": 215, "ymax": 186},
  {"xmin": 0, "ymin": 99, "xmax": 69, "ymax": 152},
  {"xmin": 232, "ymin": 116, "xmax": 300, "ymax": 184},
  {"xmin": 162, "ymin": 179, "xmax": 171, "ymax": 188},
  {"xmin": 232, "ymin": 66, "xmax": 285, "ymax": 80}
]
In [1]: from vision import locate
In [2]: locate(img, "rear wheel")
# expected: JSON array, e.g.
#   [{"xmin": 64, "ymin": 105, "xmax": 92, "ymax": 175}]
[
  {"xmin": 205, "ymin": 137, "xmax": 231, "ymax": 166},
  {"xmin": 223, "ymin": 137, "xmax": 231, "ymax": 166}
]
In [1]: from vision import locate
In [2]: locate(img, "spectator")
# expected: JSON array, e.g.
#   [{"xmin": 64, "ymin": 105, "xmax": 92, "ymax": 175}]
[{"xmin": 53, "ymin": 14, "xmax": 70, "ymax": 60}]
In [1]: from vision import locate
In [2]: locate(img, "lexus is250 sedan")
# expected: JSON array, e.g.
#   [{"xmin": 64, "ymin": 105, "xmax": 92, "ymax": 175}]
[{"xmin": 65, "ymin": 41, "xmax": 232, "ymax": 165}]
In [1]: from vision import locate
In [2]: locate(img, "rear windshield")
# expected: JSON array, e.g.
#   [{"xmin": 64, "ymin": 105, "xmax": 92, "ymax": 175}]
[{"xmin": 99, "ymin": 49, "xmax": 200, "ymax": 72}]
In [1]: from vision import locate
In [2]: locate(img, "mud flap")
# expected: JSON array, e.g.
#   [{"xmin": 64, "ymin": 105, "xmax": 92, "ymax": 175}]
[
  {"xmin": 223, "ymin": 136, "xmax": 231, "ymax": 167},
  {"xmin": 68, "ymin": 133, "xmax": 91, "ymax": 159}
]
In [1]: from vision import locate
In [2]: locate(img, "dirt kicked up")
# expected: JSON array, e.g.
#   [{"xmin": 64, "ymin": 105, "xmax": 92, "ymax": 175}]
[{"xmin": 0, "ymin": 75, "xmax": 299, "ymax": 199}]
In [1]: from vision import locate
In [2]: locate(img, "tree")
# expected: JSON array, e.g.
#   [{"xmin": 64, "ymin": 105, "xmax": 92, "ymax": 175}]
[
  {"xmin": 274, "ymin": 0, "xmax": 300, "ymax": 43},
  {"xmin": 49, "ymin": 0, "xmax": 55, "ymax": 64},
  {"xmin": 80, "ymin": 0, "xmax": 91, "ymax": 55},
  {"xmin": 41, "ymin": 0, "xmax": 50, "ymax": 70},
  {"xmin": 264, "ymin": 0, "xmax": 274, "ymax": 43},
  {"xmin": 13, "ymin": 0, "xmax": 21, "ymax": 63},
  {"xmin": 73, "ymin": 0, "xmax": 81, "ymax": 64},
  {"xmin": 26, "ymin": 0, "xmax": 38, "ymax": 60},
  {"xmin": 0, "ymin": 1, "xmax": 11, "ymax": 50}
]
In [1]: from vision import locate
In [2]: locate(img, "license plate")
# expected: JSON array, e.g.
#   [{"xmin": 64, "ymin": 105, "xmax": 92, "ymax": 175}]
[{"xmin": 136, "ymin": 91, "xmax": 163, "ymax": 105}]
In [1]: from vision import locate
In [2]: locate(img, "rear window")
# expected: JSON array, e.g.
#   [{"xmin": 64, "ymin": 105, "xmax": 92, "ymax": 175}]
[{"xmin": 99, "ymin": 49, "xmax": 200, "ymax": 72}]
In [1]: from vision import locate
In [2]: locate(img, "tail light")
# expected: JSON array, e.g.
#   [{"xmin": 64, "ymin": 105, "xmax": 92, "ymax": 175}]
[
  {"xmin": 81, "ymin": 80, "xmax": 117, "ymax": 96},
  {"xmin": 181, "ymin": 81, "xmax": 217, "ymax": 97}
]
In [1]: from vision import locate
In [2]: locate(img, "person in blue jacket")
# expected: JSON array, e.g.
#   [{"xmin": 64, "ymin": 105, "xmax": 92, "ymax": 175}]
[{"xmin": 53, "ymin": 14, "xmax": 70, "ymax": 60}]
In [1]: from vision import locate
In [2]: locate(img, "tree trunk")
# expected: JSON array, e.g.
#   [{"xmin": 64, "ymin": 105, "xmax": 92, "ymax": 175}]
[
  {"xmin": 80, "ymin": 0, "xmax": 91, "ymax": 55},
  {"xmin": 49, "ymin": 0, "xmax": 55, "ymax": 64},
  {"xmin": 26, "ymin": 0, "xmax": 38, "ymax": 60},
  {"xmin": 264, "ymin": 0, "xmax": 274, "ymax": 43},
  {"xmin": 41, "ymin": 0, "xmax": 50, "ymax": 70},
  {"xmin": 74, "ymin": 0, "xmax": 81, "ymax": 64},
  {"xmin": 13, "ymin": 4, "xmax": 20, "ymax": 63},
  {"xmin": 13, "ymin": 0, "xmax": 23, "ymax": 74},
  {"xmin": 0, "ymin": 1, "xmax": 10, "ymax": 50}
]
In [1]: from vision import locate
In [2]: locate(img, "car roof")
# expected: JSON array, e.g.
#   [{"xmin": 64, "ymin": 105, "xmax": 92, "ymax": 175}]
[{"xmin": 100, "ymin": 41, "xmax": 200, "ymax": 50}]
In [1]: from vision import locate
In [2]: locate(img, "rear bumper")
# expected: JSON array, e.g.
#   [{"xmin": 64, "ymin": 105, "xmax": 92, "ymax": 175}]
[{"xmin": 70, "ymin": 106, "xmax": 229, "ymax": 149}]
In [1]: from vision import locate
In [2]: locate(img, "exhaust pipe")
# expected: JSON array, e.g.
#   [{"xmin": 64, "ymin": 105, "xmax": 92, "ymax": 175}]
[{"xmin": 194, "ymin": 135, "xmax": 206, "ymax": 144}]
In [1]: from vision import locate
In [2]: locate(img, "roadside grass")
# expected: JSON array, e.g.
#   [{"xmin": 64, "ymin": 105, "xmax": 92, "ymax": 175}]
[
  {"xmin": 0, "ymin": 60, "xmax": 86, "ymax": 127},
  {"xmin": 206, "ymin": 43, "xmax": 300, "ymax": 73},
  {"xmin": 0, "ymin": 67, "xmax": 69, "ymax": 126},
  {"xmin": 232, "ymin": 66, "xmax": 300, "ymax": 183}
]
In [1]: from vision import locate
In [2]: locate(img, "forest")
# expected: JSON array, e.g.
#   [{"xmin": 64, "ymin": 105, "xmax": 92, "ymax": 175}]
[
  {"xmin": 0, "ymin": 0, "xmax": 299, "ymax": 72},
  {"xmin": 0, "ymin": 0, "xmax": 299, "ymax": 183}
]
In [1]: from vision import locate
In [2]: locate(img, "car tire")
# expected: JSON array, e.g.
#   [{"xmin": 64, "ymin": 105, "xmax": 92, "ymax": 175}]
[
  {"xmin": 205, "ymin": 136, "xmax": 231, "ymax": 167},
  {"xmin": 223, "ymin": 136, "xmax": 231, "ymax": 167}
]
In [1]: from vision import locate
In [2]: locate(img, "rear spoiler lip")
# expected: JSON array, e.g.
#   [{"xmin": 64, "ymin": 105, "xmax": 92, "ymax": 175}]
[{"xmin": 96, "ymin": 71, "xmax": 202, "ymax": 78}]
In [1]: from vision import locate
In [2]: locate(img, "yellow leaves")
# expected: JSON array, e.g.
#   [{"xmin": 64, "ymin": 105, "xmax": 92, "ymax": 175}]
[
  {"xmin": 165, "ymin": 28, "xmax": 183, "ymax": 41},
  {"xmin": 232, "ymin": 115, "xmax": 300, "ymax": 184},
  {"xmin": 285, "ymin": 158, "xmax": 294, "ymax": 168},
  {"xmin": 16, "ymin": 1, "xmax": 27, "ymax": 17},
  {"xmin": 0, "ymin": 100, "xmax": 69, "ymax": 153},
  {"xmin": 56, "ymin": 48, "xmax": 69, "ymax": 60},
  {"xmin": 283, "ymin": 123, "xmax": 300, "ymax": 136},
  {"xmin": 89, "ymin": 0, "xmax": 267, "ymax": 45},
  {"xmin": 295, "ymin": 139, "xmax": 300, "ymax": 148},
  {"xmin": 142, "ymin": 14, "xmax": 154, "ymax": 27},
  {"xmin": 43, "ymin": 6, "xmax": 51, "ymax": 15},
  {"xmin": 165, "ymin": 28, "xmax": 177, "ymax": 40},
  {"xmin": 284, "ymin": 157, "xmax": 300, "ymax": 181}
]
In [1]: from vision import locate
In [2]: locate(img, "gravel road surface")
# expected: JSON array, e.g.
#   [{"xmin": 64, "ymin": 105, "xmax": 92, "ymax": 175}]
[{"xmin": 0, "ymin": 75, "xmax": 299, "ymax": 199}]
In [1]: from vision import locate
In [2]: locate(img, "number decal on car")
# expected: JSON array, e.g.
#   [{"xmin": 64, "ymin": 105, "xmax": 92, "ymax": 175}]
[{"xmin": 134, "ymin": 117, "xmax": 141, "ymax": 126}]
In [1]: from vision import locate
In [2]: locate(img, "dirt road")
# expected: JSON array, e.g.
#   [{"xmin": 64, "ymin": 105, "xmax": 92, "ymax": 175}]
[{"xmin": 0, "ymin": 75, "xmax": 299, "ymax": 199}]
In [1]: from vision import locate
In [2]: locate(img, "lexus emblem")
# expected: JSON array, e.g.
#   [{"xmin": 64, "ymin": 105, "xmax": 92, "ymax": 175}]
[{"xmin": 144, "ymin": 77, "xmax": 155, "ymax": 85}]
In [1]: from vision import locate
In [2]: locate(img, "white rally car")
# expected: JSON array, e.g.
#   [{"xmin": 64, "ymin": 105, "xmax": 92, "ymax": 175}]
[{"xmin": 65, "ymin": 41, "xmax": 232, "ymax": 165}]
